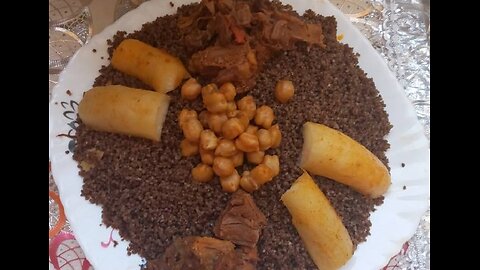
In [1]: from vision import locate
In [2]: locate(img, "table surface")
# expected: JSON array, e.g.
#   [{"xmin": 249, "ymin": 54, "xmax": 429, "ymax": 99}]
[{"xmin": 49, "ymin": 1, "xmax": 430, "ymax": 269}]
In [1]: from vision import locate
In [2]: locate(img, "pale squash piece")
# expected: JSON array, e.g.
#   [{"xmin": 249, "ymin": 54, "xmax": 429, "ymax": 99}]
[
  {"xmin": 300, "ymin": 122, "xmax": 391, "ymax": 198},
  {"xmin": 281, "ymin": 172, "xmax": 353, "ymax": 270},
  {"xmin": 78, "ymin": 85, "xmax": 170, "ymax": 141},
  {"xmin": 112, "ymin": 39, "xmax": 189, "ymax": 93}
]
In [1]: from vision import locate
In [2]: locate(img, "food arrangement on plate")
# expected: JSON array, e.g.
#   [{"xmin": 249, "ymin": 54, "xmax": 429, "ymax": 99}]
[{"xmin": 49, "ymin": 0, "xmax": 429, "ymax": 269}]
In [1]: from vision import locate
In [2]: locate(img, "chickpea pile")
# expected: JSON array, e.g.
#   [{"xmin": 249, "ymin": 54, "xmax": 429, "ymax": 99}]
[{"xmin": 179, "ymin": 79, "xmax": 282, "ymax": 193}]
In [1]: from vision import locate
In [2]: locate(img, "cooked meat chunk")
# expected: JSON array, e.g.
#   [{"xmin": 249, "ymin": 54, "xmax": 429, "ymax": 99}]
[
  {"xmin": 146, "ymin": 236, "xmax": 261, "ymax": 270},
  {"xmin": 235, "ymin": 246, "xmax": 259, "ymax": 270},
  {"xmin": 217, "ymin": 246, "xmax": 261, "ymax": 270},
  {"xmin": 147, "ymin": 191, "xmax": 267, "ymax": 270},
  {"xmin": 178, "ymin": 0, "xmax": 325, "ymax": 92},
  {"xmin": 214, "ymin": 190, "xmax": 267, "ymax": 248},
  {"xmin": 146, "ymin": 236, "xmax": 237, "ymax": 270},
  {"xmin": 189, "ymin": 43, "xmax": 258, "ymax": 92}
]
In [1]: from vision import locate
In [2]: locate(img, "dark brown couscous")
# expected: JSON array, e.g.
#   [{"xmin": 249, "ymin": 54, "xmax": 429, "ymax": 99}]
[{"xmin": 73, "ymin": 2, "xmax": 392, "ymax": 269}]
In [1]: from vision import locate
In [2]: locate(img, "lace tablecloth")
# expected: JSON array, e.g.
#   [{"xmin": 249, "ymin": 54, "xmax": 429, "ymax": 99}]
[{"xmin": 49, "ymin": 0, "xmax": 430, "ymax": 269}]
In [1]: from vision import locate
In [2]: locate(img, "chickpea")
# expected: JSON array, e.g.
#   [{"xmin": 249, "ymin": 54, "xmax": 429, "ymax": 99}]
[
  {"xmin": 245, "ymin": 125, "xmax": 258, "ymax": 135},
  {"xmin": 235, "ymin": 132, "xmax": 260, "ymax": 153},
  {"xmin": 237, "ymin": 111, "xmax": 250, "ymax": 129},
  {"xmin": 198, "ymin": 110, "xmax": 209, "ymax": 129},
  {"xmin": 220, "ymin": 169, "xmax": 240, "ymax": 193},
  {"xmin": 178, "ymin": 109, "xmax": 198, "ymax": 128},
  {"xmin": 215, "ymin": 139, "xmax": 238, "ymax": 157},
  {"xmin": 231, "ymin": 151, "xmax": 244, "ymax": 167},
  {"xmin": 201, "ymin": 83, "xmax": 218, "ymax": 101},
  {"xmin": 250, "ymin": 164, "xmax": 274, "ymax": 185},
  {"xmin": 219, "ymin": 82, "xmax": 237, "ymax": 101},
  {"xmin": 213, "ymin": 157, "xmax": 235, "ymax": 177},
  {"xmin": 182, "ymin": 118, "xmax": 203, "ymax": 142},
  {"xmin": 204, "ymin": 92, "xmax": 228, "ymax": 113},
  {"xmin": 254, "ymin": 105, "xmax": 275, "ymax": 129},
  {"xmin": 240, "ymin": 170, "xmax": 258, "ymax": 192},
  {"xmin": 262, "ymin": 155, "xmax": 280, "ymax": 177},
  {"xmin": 227, "ymin": 109, "xmax": 240, "ymax": 118},
  {"xmin": 191, "ymin": 163, "xmax": 214, "ymax": 183},
  {"xmin": 180, "ymin": 138, "xmax": 199, "ymax": 157},
  {"xmin": 275, "ymin": 80, "xmax": 295, "ymax": 103},
  {"xmin": 246, "ymin": 151, "xmax": 265, "ymax": 165},
  {"xmin": 257, "ymin": 128, "xmax": 273, "ymax": 151},
  {"xmin": 226, "ymin": 110, "xmax": 249, "ymax": 128},
  {"xmin": 269, "ymin": 124, "xmax": 282, "ymax": 148},
  {"xmin": 207, "ymin": 112, "xmax": 228, "ymax": 134},
  {"xmin": 181, "ymin": 78, "xmax": 201, "ymax": 100},
  {"xmin": 237, "ymin": 95, "xmax": 257, "ymax": 120},
  {"xmin": 199, "ymin": 147, "xmax": 215, "ymax": 165},
  {"xmin": 200, "ymin": 130, "xmax": 218, "ymax": 150},
  {"xmin": 226, "ymin": 101, "xmax": 237, "ymax": 113},
  {"xmin": 222, "ymin": 118, "xmax": 245, "ymax": 140},
  {"xmin": 227, "ymin": 109, "xmax": 239, "ymax": 118}
]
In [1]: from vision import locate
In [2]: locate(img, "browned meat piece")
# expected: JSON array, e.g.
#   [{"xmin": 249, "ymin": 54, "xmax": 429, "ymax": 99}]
[
  {"xmin": 189, "ymin": 44, "xmax": 258, "ymax": 92},
  {"xmin": 251, "ymin": 8, "xmax": 325, "ymax": 51},
  {"xmin": 147, "ymin": 190, "xmax": 267, "ymax": 270},
  {"xmin": 216, "ymin": 0, "xmax": 235, "ymax": 13},
  {"xmin": 217, "ymin": 247, "xmax": 257, "ymax": 270},
  {"xmin": 146, "ymin": 236, "xmax": 237, "ymax": 270},
  {"xmin": 235, "ymin": 246, "xmax": 259, "ymax": 270},
  {"xmin": 178, "ymin": 0, "xmax": 325, "ymax": 93},
  {"xmin": 234, "ymin": 1, "xmax": 252, "ymax": 26},
  {"xmin": 146, "ymin": 236, "xmax": 259, "ymax": 270},
  {"xmin": 177, "ymin": 3, "xmax": 217, "ymax": 52},
  {"xmin": 215, "ymin": 14, "xmax": 234, "ymax": 46},
  {"xmin": 214, "ymin": 190, "xmax": 267, "ymax": 248}
]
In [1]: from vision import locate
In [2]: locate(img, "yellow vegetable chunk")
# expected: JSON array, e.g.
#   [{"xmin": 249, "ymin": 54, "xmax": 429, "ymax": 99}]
[
  {"xmin": 300, "ymin": 122, "xmax": 391, "ymax": 198},
  {"xmin": 111, "ymin": 39, "xmax": 189, "ymax": 93},
  {"xmin": 281, "ymin": 172, "xmax": 353, "ymax": 270},
  {"xmin": 78, "ymin": 85, "xmax": 170, "ymax": 142}
]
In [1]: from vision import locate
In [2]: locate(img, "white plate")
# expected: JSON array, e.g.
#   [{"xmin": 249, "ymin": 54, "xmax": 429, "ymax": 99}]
[{"xmin": 49, "ymin": 0, "xmax": 430, "ymax": 269}]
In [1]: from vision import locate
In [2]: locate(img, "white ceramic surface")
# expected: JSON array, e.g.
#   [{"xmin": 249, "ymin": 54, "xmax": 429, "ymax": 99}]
[{"xmin": 49, "ymin": 0, "xmax": 430, "ymax": 269}]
